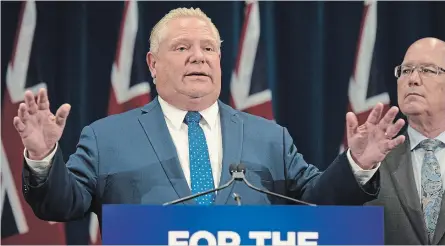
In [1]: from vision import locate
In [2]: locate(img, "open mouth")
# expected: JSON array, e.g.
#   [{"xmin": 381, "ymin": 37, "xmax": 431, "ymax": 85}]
[{"xmin": 185, "ymin": 72, "xmax": 208, "ymax": 77}]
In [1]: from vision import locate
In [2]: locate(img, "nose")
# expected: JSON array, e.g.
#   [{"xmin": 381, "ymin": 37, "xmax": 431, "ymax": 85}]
[
  {"xmin": 408, "ymin": 69, "xmax": 422, "ymax": 87},
  {"xmin": 190, "ymin": 47, "xmax": 205, "ymax": 64}
]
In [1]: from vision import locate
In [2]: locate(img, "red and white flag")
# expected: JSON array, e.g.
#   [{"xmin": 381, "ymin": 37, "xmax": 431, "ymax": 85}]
[
  {"xmin": 108, "ymin": 1, "xmax": 151, "ymax": 116},
  {"xmin": 230, "ymin": 0, "xmax": 274, "ymax": 120},
  {"xmin": 341, "ymin": 0, "xmax": 390, "ymax": 151},
  {"xmin": 1, "ymin": 1, "xmax": 67, "ymax": 243},
  {"xmin": 87, "ymin": 1, "xmax": 153, "ymax": 244}
]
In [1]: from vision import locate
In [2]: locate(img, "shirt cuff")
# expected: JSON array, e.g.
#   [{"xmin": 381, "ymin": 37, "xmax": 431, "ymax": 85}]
[
  {"xmin": 346, "ymin": 148, "xmax": 380, "ymax": 185},
  {"xmin": 23, "ymin": 143, "xmax": 58, "ymax": 175}
]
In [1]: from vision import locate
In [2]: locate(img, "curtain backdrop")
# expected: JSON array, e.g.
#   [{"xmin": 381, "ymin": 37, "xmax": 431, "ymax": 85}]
[{"xmin": 2, "ymin": 1, "xmax": 445, "ymax": 244}]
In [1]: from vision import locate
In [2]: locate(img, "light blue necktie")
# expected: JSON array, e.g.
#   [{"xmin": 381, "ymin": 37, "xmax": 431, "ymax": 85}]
[
  {"xmin": 185, "ymin": 111, "xmax": 215, "ymax": 205},
  {"xmin": 420, "ymin": 139, "xmax": 444, "ymax": 242}
]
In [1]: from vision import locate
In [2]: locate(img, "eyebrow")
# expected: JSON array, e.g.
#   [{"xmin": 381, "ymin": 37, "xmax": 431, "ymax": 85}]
[
  {"xmin": 402, "ymin": 62, "xmax": 438, "ymax": 67},
  {"xmin": 170, "ymin": 37, "xmax": 218, "ymax": 46}
]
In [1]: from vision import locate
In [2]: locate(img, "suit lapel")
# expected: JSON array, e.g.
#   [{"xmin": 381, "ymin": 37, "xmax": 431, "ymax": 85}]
[
  {"xmin": 214, "ymin": 102, "xmax": 243, "ymax": 205},
  {"xmin": 137, "ymin": 97, "xmax": 195, "ymax": 205},
  {"xmin": 388, "ymin": 134, "xmax": 428, "ymax": 244},
  {"xmin": 432, "ymin": 188, "xmax": 445, "ymax": 244}
]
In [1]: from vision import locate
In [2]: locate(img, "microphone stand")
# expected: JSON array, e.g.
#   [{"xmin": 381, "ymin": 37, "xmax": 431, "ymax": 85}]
[
  {"xmin": 163, "ymin": 164, "xmax": 315, "ymax": 206},
  {"xmin": 163, "ymin": 165, "xmax": 242, "ymax": 206},
  {"xmin": 237, "ymin": 164, "xmax": 316, "ymax": 206}
]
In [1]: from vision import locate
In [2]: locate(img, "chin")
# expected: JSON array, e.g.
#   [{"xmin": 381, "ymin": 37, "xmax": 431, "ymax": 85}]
[
  {"xmin": 185, "ymin": 90, "xmax": 209, "ymax": 98},
  {"xmin": 185, "ymin": 85, "xmax": 216, "ymax": 97},
  {"xmin": 401, "ymin": 104, "xmax": 424, "ymax": 116},
  {"xmin": 184, "ymin": 94, "xmax": 219, "ymax": 111}
]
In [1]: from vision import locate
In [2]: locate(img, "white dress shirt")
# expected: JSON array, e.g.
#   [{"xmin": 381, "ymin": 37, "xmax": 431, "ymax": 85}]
[
  {"xmin": 407, "ymin": 126, "xmax": 445, "ymax": 201},
  {"xmin": 157, "ymin": 96, "xmax": 223, "ymax": 189},
  {"xmin": 24, "ymin": 96, "xmax": 378, "ymax": 189}
]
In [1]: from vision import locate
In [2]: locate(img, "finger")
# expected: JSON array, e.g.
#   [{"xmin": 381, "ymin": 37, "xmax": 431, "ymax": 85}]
[
  {"xmin": 386, "ymin": 135, "xmax": 406, "ymax": 151},
  {"xmin": 18, "ymin": 103, "xmax": 30, "ymax": 122},
  {"xmin": 55, "ymin": 104, "xmax": 71, "ymax": 127},
  {"xmin": 366, "ymin": 103, "xmax": 384, "ymax": 125},
  {"xmin": 24, "ymin": 90, "xmax": 38, "ymax": 115},
  {"xmin": 379, "ymin": 106, "xmax": 399, "ymax": 130},
  {"xmin": 385, "ymin": 118, "xmax": 405, "ymax": 138},
  {"xmin": 13, "ymin": 116, "xmax": 26, "ymax": 132},
  {"xmin": 37, "ymin": 88, "xmax": 50, "ymax": 110},
  {"xmin": 346, "ymin": 112, "xmax": 358, "ymax": 139}
]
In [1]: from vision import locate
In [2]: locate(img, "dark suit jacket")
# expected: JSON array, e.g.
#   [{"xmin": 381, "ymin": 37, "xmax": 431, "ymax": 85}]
[
  {"xmin": 365, "ymin": 133, "xmax": 445, "ymax": 245},
  {"xmin": 22, "ymin": 97, "xmax": 379, "ymax": 230}
]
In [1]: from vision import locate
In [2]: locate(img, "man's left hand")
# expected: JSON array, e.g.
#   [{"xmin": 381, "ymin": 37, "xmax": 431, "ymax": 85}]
[{"xmin": 346, "ymin": 103, "xmax": 406, "ymax": 170}]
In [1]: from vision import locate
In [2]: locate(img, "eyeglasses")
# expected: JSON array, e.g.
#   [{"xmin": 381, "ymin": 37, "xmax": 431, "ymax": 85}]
[{"xmin": 394, "ymin": 64, "xmax": 445, "ymax": 78}]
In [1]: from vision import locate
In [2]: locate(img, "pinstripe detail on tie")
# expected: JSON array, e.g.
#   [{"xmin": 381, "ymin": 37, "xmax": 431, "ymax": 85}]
[
  {"xmin": 185, "ymin": 111, "xmax": 215, "ymax": 205},
  {"xmin": 420, "ymin": 139, "xmax": 444, "ymax": 242}
]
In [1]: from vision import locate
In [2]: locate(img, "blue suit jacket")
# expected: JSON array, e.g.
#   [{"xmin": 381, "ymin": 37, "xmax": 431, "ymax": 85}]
[{"xmin": 23, "ymin": 97, "xmax": 379, "ymax": 228}]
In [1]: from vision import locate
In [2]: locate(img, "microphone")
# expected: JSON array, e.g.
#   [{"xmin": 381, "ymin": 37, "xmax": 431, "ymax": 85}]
[
  {"xmin": 236, "ymin": 164, "xmax": 316, "ymax": 206},
  {"xmin": 163, "ymin": 164, "xmax": 240, "ymax": 205},
  {"xmin": 232, "ymin": 193, "xmax": 242, "ymax": 206}
]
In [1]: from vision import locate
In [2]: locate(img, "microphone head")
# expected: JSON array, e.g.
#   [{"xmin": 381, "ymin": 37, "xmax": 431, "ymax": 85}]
[
  {"xmin": 232, "ymin": 193, "xmax": 241, "ymax": 200},
  {"xmin": 229, "ymin": 163, "xmax": 237, "ymax": 174},
  {"xmin": 236, "ymin": 163, "xmax": 246, "ymax": 173},
  {"xmin": 232, "ymin": 192, "xmax": 242, "ymax": 205}
]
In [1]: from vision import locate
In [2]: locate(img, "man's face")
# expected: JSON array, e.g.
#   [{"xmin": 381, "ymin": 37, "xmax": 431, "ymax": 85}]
[
  {"xmin": 147, "ymin": 16, "xmax": 221, "ymax": 108},
  {"xmin": 397, "ymin": 39, "xmax": 445, "ymax": 117}
]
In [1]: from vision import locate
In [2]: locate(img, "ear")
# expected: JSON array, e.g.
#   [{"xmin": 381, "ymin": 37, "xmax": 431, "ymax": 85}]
[{"xmin": 146, "ymin": 51, "xmax": 157, "ymax": 79}]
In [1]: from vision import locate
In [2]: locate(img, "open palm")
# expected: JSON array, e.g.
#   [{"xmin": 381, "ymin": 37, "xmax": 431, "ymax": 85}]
[
  {"xmin": 13, "ymin": 88, "xmax": 71, "ymax": 160},
  {"xmin": 346, "ymin": 103, "xmax": 406, "ymax": 169}
]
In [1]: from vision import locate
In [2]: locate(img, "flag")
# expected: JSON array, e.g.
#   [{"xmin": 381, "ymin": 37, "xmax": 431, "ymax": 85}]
[
  {"xmin": 108, "ymin": 1, "xmax": 151, "ymax": 116},
  {"xmin": 1, "ymin": 1, "xmax": 67, "ymax": 244},
  {"xmin": 230, "ymin": 1, "xmax": 274, "ymax": 120},
  {"xmin": 1, "ymin": 1, "xmax": 152, "ymax": 244},
  {"xmin": 81, "ymin": 1, "xmax": 153, "ymax": 244},
  {"xmin": 341, "ymin": 0, "xmax": 390, "ymax": 152}
]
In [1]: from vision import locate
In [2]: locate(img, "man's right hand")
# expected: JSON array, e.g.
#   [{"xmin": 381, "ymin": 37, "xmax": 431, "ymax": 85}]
[{"xmin": 13, "ymin": 88, "xmax": 71, "ymax": 160}]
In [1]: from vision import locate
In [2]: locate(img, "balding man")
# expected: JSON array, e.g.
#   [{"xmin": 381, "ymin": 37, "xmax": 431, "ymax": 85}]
[
  {"xmin": 366, "ymin": 37, "xmax": 445, "ymax": 245},
  {"xmin": 16, "ymin": 7, "xmax": 405, "ymax": 232}
]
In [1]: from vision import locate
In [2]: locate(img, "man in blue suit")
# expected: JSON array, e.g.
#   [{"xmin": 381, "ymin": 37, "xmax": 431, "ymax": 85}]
[{"xmin": 14, "ymin": 7, "xmax": 405, "ymax": 228}]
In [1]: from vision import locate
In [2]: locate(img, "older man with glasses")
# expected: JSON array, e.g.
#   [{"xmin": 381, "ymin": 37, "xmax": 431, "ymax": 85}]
[{"xmin": 366, "ymin": 37, "xmax": 445, "ymax": 245}]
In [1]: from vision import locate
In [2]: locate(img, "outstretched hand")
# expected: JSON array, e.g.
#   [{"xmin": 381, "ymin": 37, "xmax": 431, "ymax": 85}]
[
  {"xmin": 13, "ymin": 88, "xmax": 71, "ymax": 160},
  {"xmin": 346, "ymin": 103, "xmax": 406, "ymax": 170}
]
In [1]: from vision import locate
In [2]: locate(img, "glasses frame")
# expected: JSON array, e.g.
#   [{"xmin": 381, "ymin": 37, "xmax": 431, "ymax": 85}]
[{"xmin": 394, "ymin": 64, "xmax": 445, "ymax": 78}]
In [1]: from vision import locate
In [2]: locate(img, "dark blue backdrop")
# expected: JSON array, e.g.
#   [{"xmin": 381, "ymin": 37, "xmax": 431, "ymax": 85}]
[{"xmin": 2, "ymin": 1, "xmax": 445, "ymax": 244}]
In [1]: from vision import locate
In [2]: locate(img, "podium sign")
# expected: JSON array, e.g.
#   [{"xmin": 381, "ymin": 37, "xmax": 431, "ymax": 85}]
[{"xmin": 102, "ymin": 205, "xmax": 383, "ymax": 245}]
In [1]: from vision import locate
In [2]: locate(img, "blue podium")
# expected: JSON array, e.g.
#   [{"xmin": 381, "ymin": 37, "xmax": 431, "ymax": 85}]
[{"xmin": 102, "ymin": 205, "xmax": 383, "ymax": 245}]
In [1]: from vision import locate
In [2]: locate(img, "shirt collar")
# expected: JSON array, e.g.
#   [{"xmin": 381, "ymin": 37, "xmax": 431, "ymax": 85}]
[
  {"xmin": 407, "ymin": 125, "xmax": 445, "ymax": 150},
  {"xmin": 158, "ymin": 96, "xmax": 219, "ymax": 131}
]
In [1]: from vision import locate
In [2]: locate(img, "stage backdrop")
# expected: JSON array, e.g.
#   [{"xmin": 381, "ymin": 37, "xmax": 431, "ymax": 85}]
[{"xmin": 2, "ymin": 0, "xmax": 444, "ymax": 244}]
